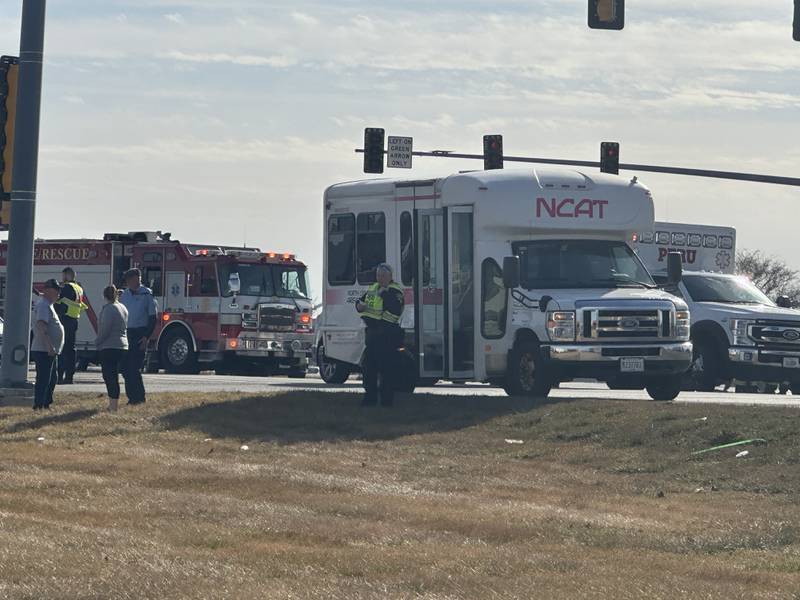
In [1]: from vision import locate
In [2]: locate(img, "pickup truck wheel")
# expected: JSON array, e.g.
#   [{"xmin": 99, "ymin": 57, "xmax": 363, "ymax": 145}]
[
  {"xmin": 686, "ymin": 338, "xmax": 721, "ymax": 392},
  {"xmin": 160, "ymin": 328, "xmax": 199, "ymax": 374},
  {"xmin": 646, "ymin": 377, "xmax": 681, "ymax": 401},
  {"xmin": 317, "ymin": 344, "xmax": 351, "ymax": 384},
  {"xmin": 504, "ymin": 342, "xmax": 552, "ymax": 398}
]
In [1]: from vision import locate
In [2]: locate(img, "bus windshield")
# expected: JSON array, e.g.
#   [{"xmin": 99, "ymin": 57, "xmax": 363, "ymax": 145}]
[
  {"xmin": 513, "ymin": 239, "xmax": 655, "ymax": 290},
  {"xmin": 218, "ymin": 263, "xmax": 310, "ymax": 299}
]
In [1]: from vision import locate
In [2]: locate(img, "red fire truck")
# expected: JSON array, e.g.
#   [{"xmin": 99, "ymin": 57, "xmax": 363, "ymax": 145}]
[{"xmin": 0, "ymin": 231, "xmax": 314, "ymax": 377}]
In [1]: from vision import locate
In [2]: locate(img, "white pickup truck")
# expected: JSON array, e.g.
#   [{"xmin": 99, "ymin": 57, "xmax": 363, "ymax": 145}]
[{"xmin": 637, "ymin": 222, "xmax": 800, "ymax": 393}]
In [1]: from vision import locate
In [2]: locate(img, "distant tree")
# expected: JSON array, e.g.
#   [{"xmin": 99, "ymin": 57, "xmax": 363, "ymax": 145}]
[{"xmin": 736, "ymin": 250, "xmax": 800, "ymax": 305}]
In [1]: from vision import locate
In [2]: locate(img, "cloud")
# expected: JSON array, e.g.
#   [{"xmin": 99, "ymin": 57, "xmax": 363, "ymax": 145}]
[
  {"xmin": 163, "ymin": 51, "xmax": 297, "ymax": 67},
  {"xmin": 163, "ymin": 13, "xmax": 185, "ymax": 24}
]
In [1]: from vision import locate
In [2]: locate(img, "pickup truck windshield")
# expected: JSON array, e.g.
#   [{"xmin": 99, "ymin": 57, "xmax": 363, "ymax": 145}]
[
  {"xmin": 683, "ymin": 275, "xmax": 774, "ymax": 306},
  {"xmin": 513, "ymin": 239, "xmax": 655, "ymax": 290},
  {"xmin": 218, "ymin": 263, "xmax": 311, "ymax": 299}
]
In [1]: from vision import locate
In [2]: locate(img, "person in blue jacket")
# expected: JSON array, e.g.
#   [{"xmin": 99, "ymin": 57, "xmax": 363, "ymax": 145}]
[{"xmin": 119, "ymin": 268, "xmax": 158, "ymax": 405}]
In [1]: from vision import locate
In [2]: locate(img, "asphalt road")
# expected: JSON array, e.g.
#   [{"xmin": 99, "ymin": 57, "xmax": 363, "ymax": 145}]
[{"xmin": 39, "ymin": 368, "xmax": 800, "ymax": 408}]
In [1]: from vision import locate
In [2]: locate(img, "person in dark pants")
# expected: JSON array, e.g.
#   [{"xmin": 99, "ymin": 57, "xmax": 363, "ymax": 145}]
[
  {"xmin": 119, "ymin": 269, "xmax": 158, "ymax": 405},
  {"xmin": 30, "ymin": 279, "xmax": 65, "ymax": 410},
  {"xmin": 355, "ymin": 263, "xmax": 405, "ymax": 407},
  {"xmin": 96, "ymin": 285, "xmax": 129, "ymax": 412},
  {"xmin": 55, "ymin": 267, "xmax": 87, "ymax": 385}
]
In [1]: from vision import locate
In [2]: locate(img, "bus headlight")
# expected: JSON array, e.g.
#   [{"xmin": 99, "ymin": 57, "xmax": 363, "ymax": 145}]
[
  {"xmin": 730, "ymin": 319, "xmax": 755, "ymax": 347},
  {"xmin": 547, "ymin": 311, "xmax": 576, "ymax": 341},
  {"xmin": 675, "ymin": 310, "xmax": 691, "ymax": 340}
]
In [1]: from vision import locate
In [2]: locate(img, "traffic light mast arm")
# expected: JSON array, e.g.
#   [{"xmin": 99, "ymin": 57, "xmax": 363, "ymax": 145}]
[{"xmin": 354, "ymin": 148, "xmax": 800, "ymax": 187}]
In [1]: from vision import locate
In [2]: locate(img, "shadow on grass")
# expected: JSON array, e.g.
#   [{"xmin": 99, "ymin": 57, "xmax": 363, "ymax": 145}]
[
  {"xmin": 160, "ymin": 391, "xmax": 558, "ymax": 443},
  {"xmin": 5, "ymin": 408, "xmax": 100, "ymax": 433}
]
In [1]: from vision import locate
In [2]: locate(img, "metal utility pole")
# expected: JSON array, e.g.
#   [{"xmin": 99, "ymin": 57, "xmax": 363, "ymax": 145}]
[{"xmin": 0, "ymin": 0, "xmax": 46, "ymax": 389}]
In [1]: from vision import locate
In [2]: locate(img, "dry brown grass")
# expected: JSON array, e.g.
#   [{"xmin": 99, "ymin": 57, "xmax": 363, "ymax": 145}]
[{"xmin": 1, "ymin": 390, "xmax": 799, "ymax": 599}]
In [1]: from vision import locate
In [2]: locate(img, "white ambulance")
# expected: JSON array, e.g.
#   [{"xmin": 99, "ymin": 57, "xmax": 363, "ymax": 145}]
[
  {"xmin": 316, "ymin": 168, "xmax": 692, "ymax": 401},
  {"xmin": 637, "ymin": 222, "xmax": 800, "ymax": 393}
]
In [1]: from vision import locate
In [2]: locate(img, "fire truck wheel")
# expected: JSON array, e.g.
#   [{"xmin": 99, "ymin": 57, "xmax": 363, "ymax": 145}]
[
  {"xmin": 646, "ymin": 377, "xmax": 682, "ymax": 401},
  {"xmin": 160, "ymin": 328, "xmax": 199, "ymax": 374},
  {"xmin": 317, "ymin": 344, "xmax": 350, "ymax": 385},
  {"xmin": 504, "ymin": 342, "xmax": 552, "ymax": 398}
]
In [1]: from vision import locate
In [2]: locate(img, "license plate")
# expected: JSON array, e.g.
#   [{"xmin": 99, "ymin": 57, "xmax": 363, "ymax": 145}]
[
  {"xmin": 620, "ymin": 357, "xmax": 645, "ymax": 373},
  {"xmin": 783, "ymin": 357, "xmax": 800, "ymax": 368}
]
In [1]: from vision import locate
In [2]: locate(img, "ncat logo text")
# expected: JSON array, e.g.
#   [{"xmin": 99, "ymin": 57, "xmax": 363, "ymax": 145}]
[{"xmin": 536, "ymin": 197, "xmax": 609, "ymax": 219}]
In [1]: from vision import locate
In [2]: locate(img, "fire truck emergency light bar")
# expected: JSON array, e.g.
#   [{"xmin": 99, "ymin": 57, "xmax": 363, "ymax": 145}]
[{"xmin": 354, "ymin": 148, "xmax": 800, "ymax": 188}]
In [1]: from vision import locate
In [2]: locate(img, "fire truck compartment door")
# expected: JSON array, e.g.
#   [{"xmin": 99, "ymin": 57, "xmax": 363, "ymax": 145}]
[{"xmin": 165, "ymin": 271, "xmax": 188, "ymax": 312}]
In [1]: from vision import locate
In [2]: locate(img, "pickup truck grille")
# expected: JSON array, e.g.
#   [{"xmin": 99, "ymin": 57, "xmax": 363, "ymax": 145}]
[
  {"xmin": 750, "ymin": 322, "xmax": 800, "ymax": 348},
  {"xmin": 258, "ymin": 305, "xmax": 295, "ymax": 332},
  {"xmin": 580, "ymin": 307, "xmax": 673, "ymax": 341}
]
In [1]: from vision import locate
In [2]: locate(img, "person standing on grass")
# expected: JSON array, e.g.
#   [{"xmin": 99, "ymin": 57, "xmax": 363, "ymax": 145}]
[
  {"xmin": 355, "ymin": 263, "xmax": 405, "ymax": 408},
  {"xmin": 30, "ymin": 279, "xmax": 65, "ymax": 411},
  {"xmin": 119, "ymin": 269, "xmax": 158, "ymax": 405},
  {"xmin": 95, "ymin": 285, "xmax": 129, "ymax": 412},
  {"xmin": 55, "ymin": 266, "xmax": 88, "ymax": 385}
]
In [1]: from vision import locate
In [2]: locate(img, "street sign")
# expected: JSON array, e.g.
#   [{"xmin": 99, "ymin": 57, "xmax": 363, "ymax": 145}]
[{"xmin": 387, "ymin": 136, "xmax": 413, "ymax": 169}]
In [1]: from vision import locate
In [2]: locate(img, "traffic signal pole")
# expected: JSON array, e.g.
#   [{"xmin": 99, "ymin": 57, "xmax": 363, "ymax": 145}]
[
  {"xmin": 354, "ymin": 148, "xmax": 800, "ymax": 188},
  {"xmin": 0, "ymin": 0, "xmax": 46, "ymax": 390}
]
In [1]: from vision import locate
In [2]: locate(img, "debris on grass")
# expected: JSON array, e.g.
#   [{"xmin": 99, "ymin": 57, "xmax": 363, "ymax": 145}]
[
  {"xmin": 504, "ymin": 439, "xmax": 524, "ymax": 445},
  {"xmin": 691, "ymin": 438, "xmax": 767, "ymax": 457},
  {"xmin": 736, "ymin": 450, "xmax": 750, "ymax": 459},
  {"xmin": 36, "ymin": 436, "xmax": 45, "ymax": 442},
  {"xmin": 240, "ymin": 445, "xmax": 249, "ymax": 451}
]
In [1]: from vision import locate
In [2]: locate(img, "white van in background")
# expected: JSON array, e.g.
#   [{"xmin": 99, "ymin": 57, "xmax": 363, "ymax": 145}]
[{"xmin": 637, "ymin": 222, "xmax": 800, "ymax": 393}]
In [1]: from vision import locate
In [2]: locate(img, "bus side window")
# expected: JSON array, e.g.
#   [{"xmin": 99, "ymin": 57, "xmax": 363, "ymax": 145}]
[
  {"xmin": 356, "ymin": 212, "xmax": 386, "ymax": 285},
  {"xmin": 400, "ymin": 211, "xmax": 414, "ymax": 287},
  {"xmin": 328, "ymin": 214, "xmax": 356, "ymax": 286}
]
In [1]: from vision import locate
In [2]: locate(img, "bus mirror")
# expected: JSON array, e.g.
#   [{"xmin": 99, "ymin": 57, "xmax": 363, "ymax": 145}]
[
  {"xmin": 776, "ymin": 295, "xmax": 792, "ymax": 308},
  {"xmin": 502, "ymin": 256, "xmax": 520, "ymax": 289},
  {"xmin": 666, "ymin": 252, "xmax": 683, "ymax": 286}
]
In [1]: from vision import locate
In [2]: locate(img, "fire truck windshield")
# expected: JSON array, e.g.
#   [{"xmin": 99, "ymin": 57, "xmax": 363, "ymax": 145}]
[{"xmin": 218, "ymin": 263, "xmax": 310, "ymax": 299}]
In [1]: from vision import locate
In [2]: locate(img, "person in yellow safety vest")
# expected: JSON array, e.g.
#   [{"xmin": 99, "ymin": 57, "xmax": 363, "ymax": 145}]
[
  {"xmin": 55, "ymin": 267, "xmax": 88, "ymax": 385},
  {"xmin": 355, "ymin": 263, "xmax": 405, "ymax": 407}
]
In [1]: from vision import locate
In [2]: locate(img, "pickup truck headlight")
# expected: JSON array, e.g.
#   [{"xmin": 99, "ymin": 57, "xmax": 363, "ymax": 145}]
[
  {"xmin": 547, "ymin": 311, "xmax": 576, "ymax": 341},
  {"xmin": 242, "ymin": 312, "xmax": 258, "ymax": 329},
  {"xmin": 675, "ymin": 310, "xmax": 691, "ymax": 340},
  {"xmin": 730, "ymin": 319, "xmax": 755, "ymax": 347}
]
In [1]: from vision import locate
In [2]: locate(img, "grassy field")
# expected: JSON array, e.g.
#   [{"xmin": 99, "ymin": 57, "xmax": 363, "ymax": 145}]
[{"xmin": 1, "ymin": 390, "xmax": 799, "ymax": 599}]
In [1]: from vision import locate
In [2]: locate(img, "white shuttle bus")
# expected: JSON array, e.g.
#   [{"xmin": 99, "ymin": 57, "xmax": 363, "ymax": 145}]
[{"xmin": 316, "ymin": 168, "xmax": 692, "ymax": 401}]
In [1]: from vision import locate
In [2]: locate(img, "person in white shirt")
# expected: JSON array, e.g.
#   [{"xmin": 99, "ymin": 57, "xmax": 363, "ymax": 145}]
[{"xmin": 30, "ymin": 279, "xmax": 65, "ymax": 410}]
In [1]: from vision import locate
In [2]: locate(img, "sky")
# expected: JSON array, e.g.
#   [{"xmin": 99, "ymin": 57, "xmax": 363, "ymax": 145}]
[{"xmin": 1, "ymin": 0, "xmax": 799, "ymax": 299}]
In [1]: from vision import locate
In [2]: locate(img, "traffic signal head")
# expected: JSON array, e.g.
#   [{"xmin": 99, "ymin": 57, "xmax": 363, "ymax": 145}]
[
  {"xmin": 600, "ymin": 142, "xmax": 620, "ymax": 174},
  {"xmin": 483, "ymin": 134, "xmax": 504, "ymax": 170},
  {"xmin": 363, "ymin": 128, "xmax": 385, "ymax": 174},
  {"xmin": 588, "ymin": 0, "xmax": 624, "ymax": 30},
  {"xmin": 0, "ymin": 55, "xmax": 19, "ymax": 231}
]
